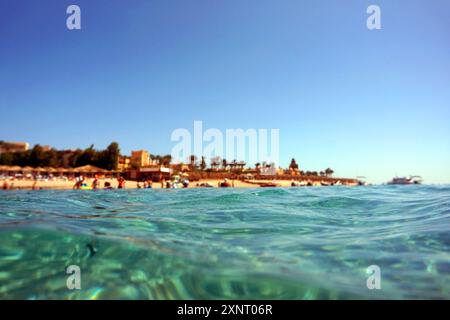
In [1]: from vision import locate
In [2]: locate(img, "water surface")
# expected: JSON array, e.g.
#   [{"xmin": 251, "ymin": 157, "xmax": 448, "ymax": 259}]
[{"xmin": 0, "ymin": 185, "xmax": 449, "ymax": 299}]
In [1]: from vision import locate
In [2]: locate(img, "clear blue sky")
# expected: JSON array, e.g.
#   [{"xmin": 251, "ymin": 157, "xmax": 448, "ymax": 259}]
[{"xmin": 1, "ymin": 0, "xmax": 449, "ymax": 183}]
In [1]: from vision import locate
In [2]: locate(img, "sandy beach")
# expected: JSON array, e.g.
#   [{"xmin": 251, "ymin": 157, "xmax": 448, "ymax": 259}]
[{"xmin": 1, "ymin": 178, "xmax": 348, "ymax": 190}]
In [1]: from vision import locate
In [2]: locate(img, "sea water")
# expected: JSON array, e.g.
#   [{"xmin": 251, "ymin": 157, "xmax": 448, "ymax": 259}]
[{"xmin": 0, "ymin": 185, "xmax": 449, "ymax": 299}]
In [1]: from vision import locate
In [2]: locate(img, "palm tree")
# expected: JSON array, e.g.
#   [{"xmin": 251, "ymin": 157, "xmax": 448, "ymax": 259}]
[
  {"xmin": 189, "ymin": 155, "xmax": 197, "ymax": 170},
  {"xmin": 210, "ymin": 156, "xmax": 221, "ymax": 170},
  {"xmin": 222, "ymin": 159, "xmax": 228, "ymax": 171},
  {"xmin": 289, "ymin": 158, "xmax": 299, "ymax": 170},
  {"xmin": 200, "ymin": 156, "xmax": 207, "ymax": 171},
  {"xmin": 325, "ymin": 168, "xmax": 334, "ymax": 177}
]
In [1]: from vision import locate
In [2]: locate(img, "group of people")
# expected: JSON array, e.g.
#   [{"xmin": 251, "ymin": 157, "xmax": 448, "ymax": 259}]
[
  {"xmin": 137, "ymin": 179, "xmax": 153, "ymax": 189},
  {"xmin": 2, "ymin": 180, "xmax": 41, "ymax": 190},
  {"xmin": 291, "ymin": 180, "xmax": 312, "ymax": 187},
  {"xmin": 72, "ymin": 175, "xmax": 126, "ymax": 190},
  {"xmin": 160, "ymin": 178, "xmax": 190, "ymax": 189},
  {"xmin": 71, "ymin": 176, "xmax": 192, "ymax": 190},
  {"xmin": 2, "ymin": 176, "xmax": 237, "ymax": 191}
]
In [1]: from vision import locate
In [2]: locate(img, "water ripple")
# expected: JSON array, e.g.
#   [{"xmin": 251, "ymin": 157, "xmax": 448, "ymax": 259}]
[{"xmin": 0, "ymin": 185, "xmax": 449, "ymax": 299}]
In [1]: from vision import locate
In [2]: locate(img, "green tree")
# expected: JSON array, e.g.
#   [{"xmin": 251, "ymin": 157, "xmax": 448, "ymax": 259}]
[
  {"xmin": 0, "ymin": 152, "xmax": 14, "ymax": 165},
  {"xmin": 104, "ymin": 142, "xmax": 120, "ymax": 170},
  {"xmin": 29, "ymin": 145, "xmax": 46, "ymax": 167},
  {"xmin": 161, "ymin": 154, "xmax": 172, "ymax": 166},
  {"xmin": 189, "ymin": 155, "xmax": 197, "ymax": 170},
  {"xmin": 44, "ymin": 149, "xmax": 59, "ymax": 167},
  {"xmin": 74, "ymin": 145, "xmax": 95, "ymax": 167},
  {"xmin": 222, "ymin": 159, "xmax": 228, "ymax": 171},
  {"xmin": 69, "ymin": 149, "xmax": 83, "ymax": 168}
]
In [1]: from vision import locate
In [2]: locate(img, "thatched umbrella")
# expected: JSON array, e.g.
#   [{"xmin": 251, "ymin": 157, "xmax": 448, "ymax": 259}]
[
  {"xmin": 73, "ymin": 165, "xmax": 107, "ymax": 174},
  {"xmin": 44, "ymin": 167, "xmax": 57, "ymax": 173},
  {"xmin": 22, "ymin": 166, "xmax": 34, "ymax": 172},
  {"xmin": 8, "ymin": 165, "xmax": 22, "ymax": 171}
]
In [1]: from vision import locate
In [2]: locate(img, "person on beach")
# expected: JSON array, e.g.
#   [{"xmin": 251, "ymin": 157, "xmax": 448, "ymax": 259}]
[
  {"xmin": 2, "ymin": 181, "xmax": 8, "ymax": 190},
  {"xmin": 92, "ymin": 175, "xmax": 100, "ymax": 190},
  {"xmin": 117, "ymin": 177, "xmax": 125, "ymax": 189},
  {"xmin": 146, "ymin": 179, "xmax": 153, "ymax": 189},
  {"xmin": 73, "ymin": 177, "xmax": 83, "ymax": 189},
  {"xmin": 219, "ymin": 178, "xmax": 231, "ymax": 188}
]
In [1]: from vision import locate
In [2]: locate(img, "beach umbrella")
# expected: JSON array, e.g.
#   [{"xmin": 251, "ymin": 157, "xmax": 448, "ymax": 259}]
[
  {"xmin": 8, "ymin": 166, "xmax": 22, "ymax": 171},
  {"xmin": 73, "ymin": 165, "xmax": 107, "ymax": 173}
]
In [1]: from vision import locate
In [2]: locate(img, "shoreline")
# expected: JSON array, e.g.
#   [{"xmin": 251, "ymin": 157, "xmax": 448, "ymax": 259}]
[{"xmin": 1, "ymin": 178, "xmax": 359, "ymax": 191}]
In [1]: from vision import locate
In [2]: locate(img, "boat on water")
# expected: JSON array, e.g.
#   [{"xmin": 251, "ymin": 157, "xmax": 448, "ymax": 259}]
[
  {"xmin": 388, "ymin": 176, "xmax": 422, "ymax": 185},
  {"xmin": 259, "ymin": 182, "xmax": 279, "ymax": 188}
]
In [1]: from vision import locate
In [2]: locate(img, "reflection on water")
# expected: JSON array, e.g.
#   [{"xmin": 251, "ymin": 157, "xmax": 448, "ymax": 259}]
[{"xmin": 0, "ymin": 185, "xmax": 449, "ymax": 299}]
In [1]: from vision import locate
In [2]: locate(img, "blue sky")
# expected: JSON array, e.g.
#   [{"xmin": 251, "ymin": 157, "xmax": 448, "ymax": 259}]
[{"xmin": 1, "ymin": 0, "xmax": 449, "ymax": 183}]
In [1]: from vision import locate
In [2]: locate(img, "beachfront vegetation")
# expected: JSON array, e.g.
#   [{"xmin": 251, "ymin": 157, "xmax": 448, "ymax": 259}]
[
  {"xmin": 0, "ymin": 141, "xmax": 336, "ymax": 179},
  {"xmin": 150, "ymin": 154, "xmax": 172, "ymax": 166},
  {"xmin": 0, "ymin": 142, "xmax": 120, "ymax": 170}
]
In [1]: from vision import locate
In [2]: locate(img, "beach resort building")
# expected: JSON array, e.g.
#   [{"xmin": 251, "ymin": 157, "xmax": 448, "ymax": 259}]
[
  {"xmin": 131, "ymin": 150, "xmax": 150, "ymax": 168},
  {"xmin": 0, "ymin": 141, "xmax": 29, "ymax": 154},
  {"xmin": 125, "ymin": 165, "xmax": 172, "ymax": 181},
  {"xmin": 259, "ymin": 164, "xmax": 278, "ymax": 176},
  {"xmin": 118, "ymin": 156, "xmax": 131, "ymax": 171},
  {"xmin": 137, "ymin": 166, "xmax": 172, "ymax": 181},
  {"xmin": 123, "ymin": 150, "xmax": 172, "ymax": 181}
]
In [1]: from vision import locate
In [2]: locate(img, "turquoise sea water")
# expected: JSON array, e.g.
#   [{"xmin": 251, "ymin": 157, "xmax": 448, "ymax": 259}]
[{"xmin": 0, "ymin": 185, "xmax": 449, "ymax": 299}]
